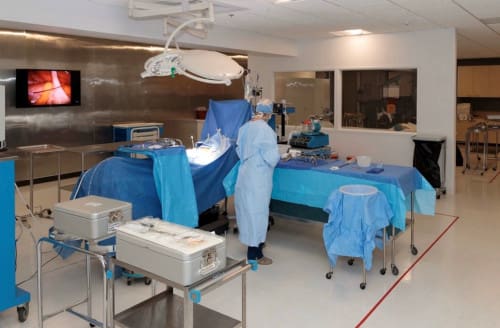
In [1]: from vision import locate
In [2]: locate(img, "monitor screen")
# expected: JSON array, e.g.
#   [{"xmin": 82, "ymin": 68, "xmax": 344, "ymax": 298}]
[{"xmin": 16, "ymin": 69, "xmax": 81, "ymax": 107}]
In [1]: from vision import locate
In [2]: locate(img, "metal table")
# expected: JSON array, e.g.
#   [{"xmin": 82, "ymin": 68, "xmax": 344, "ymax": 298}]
[
  {"xmin": 66, "ymin": 141, "xmax": 141, "ymax": 174},
  {"xmin": 37, "ymin": 237, "xmax": 110, "ymax": 328},
  {"xmin": 17, "ymin": 144, "xmax": 66, "ymax": 215},
  {"xmin": 109, "ymin": 257, "xmax": 254, "ymax": 328}
]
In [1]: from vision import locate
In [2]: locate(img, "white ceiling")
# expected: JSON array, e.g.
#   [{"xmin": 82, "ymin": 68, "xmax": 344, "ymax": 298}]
[
  {"xmin": 132, "ymin": 0, "xmax": 500, "ymax": 59},
  {"xmin": 2, "ymin": 0, "xmax": 500, "ymax": 58},
  {"xmin": 215, "ymin": 0, "xmax": 500, "ymax": 59}
]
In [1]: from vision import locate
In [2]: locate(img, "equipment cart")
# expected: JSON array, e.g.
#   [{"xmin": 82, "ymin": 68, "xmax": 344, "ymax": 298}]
[
  {"xmin": 0, "ymin": 155, "xmax": 30, "ymax": 322},
  {"xmin": 109, "ymin": 257, "xmax": 254, "ymax": 328}
]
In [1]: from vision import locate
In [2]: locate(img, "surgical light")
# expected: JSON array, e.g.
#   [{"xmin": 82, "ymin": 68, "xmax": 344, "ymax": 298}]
[{"xmin": 139, "ymin": 1, "xmax": 244, "ymax": 85}]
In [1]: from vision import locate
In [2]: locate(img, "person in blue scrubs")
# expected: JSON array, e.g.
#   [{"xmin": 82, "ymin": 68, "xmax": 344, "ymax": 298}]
[{"xmin": 235, "ymin": 99, "xmax": 280, "ymax": 265}]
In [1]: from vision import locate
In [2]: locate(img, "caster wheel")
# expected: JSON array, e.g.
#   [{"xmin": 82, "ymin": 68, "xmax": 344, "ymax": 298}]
[
  {"xmin": 347, "ymin": 258, "xmax": 354, "ymax": 266},
  {"xmin": 443, "ymin": 189, "xmax": 447, "ymax": 194},
  {"xmin": 325, "ymin": 272, "xmax": 333, "ymax": 279},
  {"xmin": 17, "ymin": 303, "xmax": 29, "ymax": 322},
  {"xmin": 145, "ymin": 278, "xmax": 152, "ymax": 285},
  {"xmin": 233, "ymin": 227, "xmax": 239, "ymax": 234},
  {"xmin": 90, "ymin": 324, "xmax": 96, "ymax": 327},
  {"xmin": 436, "ymin": 194, "xmax": 441, "ymax": 199},
  {"xmin": 380, "ymin": 268, "xmax": 386, "ymax": 275},
  {"xmin": 411, "ymin": 245, "xmax": 418, "ymax": 255},
  {"xmin": 391, "ymin": 265, "xmax": 399, "ymax": 276},
  {"xmin": 127, "ymin": 278, "xmax": 132, "ymax": 286},
  {"xmin": 360, "ymin": 283, "xmax": 366, "ymax": 290}
]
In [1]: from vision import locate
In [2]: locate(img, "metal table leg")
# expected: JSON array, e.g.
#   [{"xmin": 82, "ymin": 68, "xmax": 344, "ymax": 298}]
[
  {"xmin": 183, "ymin": 288, "xmax": 194, "ymax": 328},
  {"xmin": 86, "ymin": 252, "xmax": 93, "ymax": 322},
  {"xmin": 242, "ymin": 272, "xmax": 247, "ymax": 328},
  {"xmin": 410, "ymin": 192, "xmax": 417, "ymax": 255},
  {"xmin": 391, "ymin": 225, "xmax": 398, "ymax": 275},
  {"xmin": 29, "ymin": 152, "xmax": 34, "ymax": 213},
  {"xmin": 57, "ymin": 152, "xmax": 61, "ymax": 202}
]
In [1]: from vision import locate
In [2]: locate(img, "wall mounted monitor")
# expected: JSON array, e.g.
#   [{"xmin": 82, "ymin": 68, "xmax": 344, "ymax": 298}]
[{"xmin": 16, "ymin": 69, "xmax": 81, "ymax": 107}]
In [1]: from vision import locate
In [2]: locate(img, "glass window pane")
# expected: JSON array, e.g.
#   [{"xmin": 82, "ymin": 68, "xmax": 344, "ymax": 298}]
[{"xmin": 341, "ymin": 69, "xmax": 417, "ymax": 131}]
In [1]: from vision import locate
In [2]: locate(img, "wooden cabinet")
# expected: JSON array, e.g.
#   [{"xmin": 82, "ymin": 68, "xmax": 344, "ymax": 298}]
[{"xmin": 457, "ymin": 65, "xmax": 500, "ymax": 97}]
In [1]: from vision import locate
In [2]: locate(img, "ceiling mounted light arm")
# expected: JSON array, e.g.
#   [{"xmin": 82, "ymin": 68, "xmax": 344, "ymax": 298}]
[
  {"xmin": 164, "ymin": 8, "xmax": 214, "ymax": 50},
  {"xmin": 141, "ymin": 2, "xmax": 244, "ymax": 86}
]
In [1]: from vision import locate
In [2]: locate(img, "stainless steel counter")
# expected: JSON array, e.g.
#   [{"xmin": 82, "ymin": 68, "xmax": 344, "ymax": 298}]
[{"xmin": 0, "ymin": 154, "xmax": 18, "ymax": 162}]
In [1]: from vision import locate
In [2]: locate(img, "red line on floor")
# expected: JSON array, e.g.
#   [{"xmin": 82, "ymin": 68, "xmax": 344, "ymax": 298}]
[
  {"xmin": 355, "ymin": 215, "xmax": 460, "ymax": 328},
  {"xmin": 488, "ymin": 171, "xmax": 500, "ymax": 183},
  {"xmin": 435, "ymin": 212, "xmax": 458, "ymax": 218}
]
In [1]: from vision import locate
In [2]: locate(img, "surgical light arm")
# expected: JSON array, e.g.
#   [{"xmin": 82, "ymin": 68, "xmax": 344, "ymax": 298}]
[{"xmin": 141, "ymin": 6, "xmax": 244, "ymax": 85}]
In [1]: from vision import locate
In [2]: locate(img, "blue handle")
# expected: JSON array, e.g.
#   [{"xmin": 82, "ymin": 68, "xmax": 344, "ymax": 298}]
[
  {"xmin": 189, "ymin": 290, "xmax": 201, "ymax": 304},
  {"xmin": 248, "ymin": 260, "xmax": 259, "ymax": 271}
]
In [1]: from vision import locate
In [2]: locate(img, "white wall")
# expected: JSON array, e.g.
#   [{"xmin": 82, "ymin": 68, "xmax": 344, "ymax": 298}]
[
  {"xmin": 0, "ymin": 0, "xmax": 297, "ymax": 56},
  {"xmin": 250, "ymin": 29, "xmax": 457, "ymax": 193}
]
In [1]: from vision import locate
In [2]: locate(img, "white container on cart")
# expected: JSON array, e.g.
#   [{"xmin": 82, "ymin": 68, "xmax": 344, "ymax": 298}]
[
  {"xmin": 116, "ymin": 218, "xmax": 226, "ymax": 286},
  {"xmin": 54, "ymin": 195, "xmax": 132, "ymax": 240}
]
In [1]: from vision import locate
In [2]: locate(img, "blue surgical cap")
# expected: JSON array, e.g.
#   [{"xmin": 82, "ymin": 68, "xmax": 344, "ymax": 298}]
[{"xmin": 256, "ymin": 99, "xmax": 273, "ymax": 114}]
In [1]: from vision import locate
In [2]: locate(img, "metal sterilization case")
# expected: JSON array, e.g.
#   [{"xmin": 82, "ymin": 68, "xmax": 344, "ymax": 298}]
[
  {"xmin": 116, "ymin": 217, "xmax": 226, "ymax": 286},
  {"xmin": 54, "ymin": 195, "xmax": 132, "ymax": 240}
]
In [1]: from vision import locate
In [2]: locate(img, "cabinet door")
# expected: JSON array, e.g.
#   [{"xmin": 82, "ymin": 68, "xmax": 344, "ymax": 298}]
[
  {"xmin": 471, "ymin": 66, "xmax": 490, "ymax": 97},
  {"xmin": 487, "ymin": 66, "xmax": 500, "ymax": 97},
  {"xmin": 457, "ymin": 66, "xmax": 474, "ymax": 97}
]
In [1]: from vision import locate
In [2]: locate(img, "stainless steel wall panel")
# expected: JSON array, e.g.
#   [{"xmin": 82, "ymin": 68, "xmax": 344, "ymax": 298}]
[{"xmin": 0, "ymin": 29, "xmax": 244, "ymax": 181}]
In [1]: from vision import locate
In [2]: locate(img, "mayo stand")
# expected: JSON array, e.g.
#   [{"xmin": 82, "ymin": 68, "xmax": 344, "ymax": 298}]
[
  {"xmin": 17, "ymin": 144, "xmax": 65, "ymax": 215},
  {"xmin": 109, "ymin": 257, "xmax": 254, "ymax": 328}
]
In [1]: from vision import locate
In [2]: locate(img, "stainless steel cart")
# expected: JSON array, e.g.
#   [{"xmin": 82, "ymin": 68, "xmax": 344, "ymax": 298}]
[
  {"xmin": 463, "ymin": 122, "xmax": 489, "ymax": 175},
  {"xmin": 17, "ymin": 144, "xmax": 65, "ymax": 216},
  {"xmin": 109, "ymin": 257, "xmax": 254, "ymax": 328},
  {"xmin": 37, "ymin": 237, "xmax": 111, "ymax": 328}
]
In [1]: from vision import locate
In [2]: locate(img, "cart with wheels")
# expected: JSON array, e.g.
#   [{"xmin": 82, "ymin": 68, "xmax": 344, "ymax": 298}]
[
  {"xmin": 323, "ymin": 185, "xmax": 391, "ymax": 289},
  {"xmin": 109, "ymin": 257, "xmax": 254, "ymax": 328}
]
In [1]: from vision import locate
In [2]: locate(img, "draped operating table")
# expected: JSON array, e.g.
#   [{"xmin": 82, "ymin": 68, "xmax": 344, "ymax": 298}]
[
  {"xmin": 270, "ymin": 158, "xmax": 436, "ymax": 275},
  {"xmin": 71, "ymin": 99, "xmax": 252, "ymax": 228}
]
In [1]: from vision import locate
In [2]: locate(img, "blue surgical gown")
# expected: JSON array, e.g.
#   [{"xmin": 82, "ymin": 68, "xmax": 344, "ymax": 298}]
[{"xmin": 235, "ymin": 119, "xmax": 280, "ymax": 247}]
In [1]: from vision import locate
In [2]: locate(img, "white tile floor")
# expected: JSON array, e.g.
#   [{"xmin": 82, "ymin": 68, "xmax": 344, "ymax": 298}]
[{"xmin": 1, "ymin": 166, "xmax": 500, "ymax": 328}]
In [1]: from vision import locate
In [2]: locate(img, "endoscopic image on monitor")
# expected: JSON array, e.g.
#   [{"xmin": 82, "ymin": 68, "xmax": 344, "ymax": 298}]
[{"xmin": 27, "ymin": 70, "xmax": 72, "ymax": 106}]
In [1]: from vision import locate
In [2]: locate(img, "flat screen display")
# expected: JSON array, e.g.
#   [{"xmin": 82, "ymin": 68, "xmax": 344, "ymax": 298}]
[{"xmin": 16, "ymin": 69, "xmax": 81, "ymax": 107}]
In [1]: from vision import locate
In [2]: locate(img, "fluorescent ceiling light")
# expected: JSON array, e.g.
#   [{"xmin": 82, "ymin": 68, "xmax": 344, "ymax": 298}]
[{"xmin": 330, "ymin": 29, "xmax": 371, "ymax": 37}]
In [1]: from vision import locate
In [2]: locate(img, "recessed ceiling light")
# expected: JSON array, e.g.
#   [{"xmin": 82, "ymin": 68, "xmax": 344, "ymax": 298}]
[
  {"xmin": 275, "ymin": 0, "xmax": 305, "ymax": 4},
  {"xmin": 330, "ymin": 29, "xmax": 371, "ymax": 37}
]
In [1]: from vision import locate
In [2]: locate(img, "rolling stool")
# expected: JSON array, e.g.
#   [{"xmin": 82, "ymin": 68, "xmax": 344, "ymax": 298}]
[{"xmin": 323, "ymin": 185, "xmax": 392, "ymax": 289}]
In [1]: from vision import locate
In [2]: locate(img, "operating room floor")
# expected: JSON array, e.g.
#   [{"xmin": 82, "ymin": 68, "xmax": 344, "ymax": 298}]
[{"xmin": 1, "ymin": 168, "xmax": 500, "ymax": 328}]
